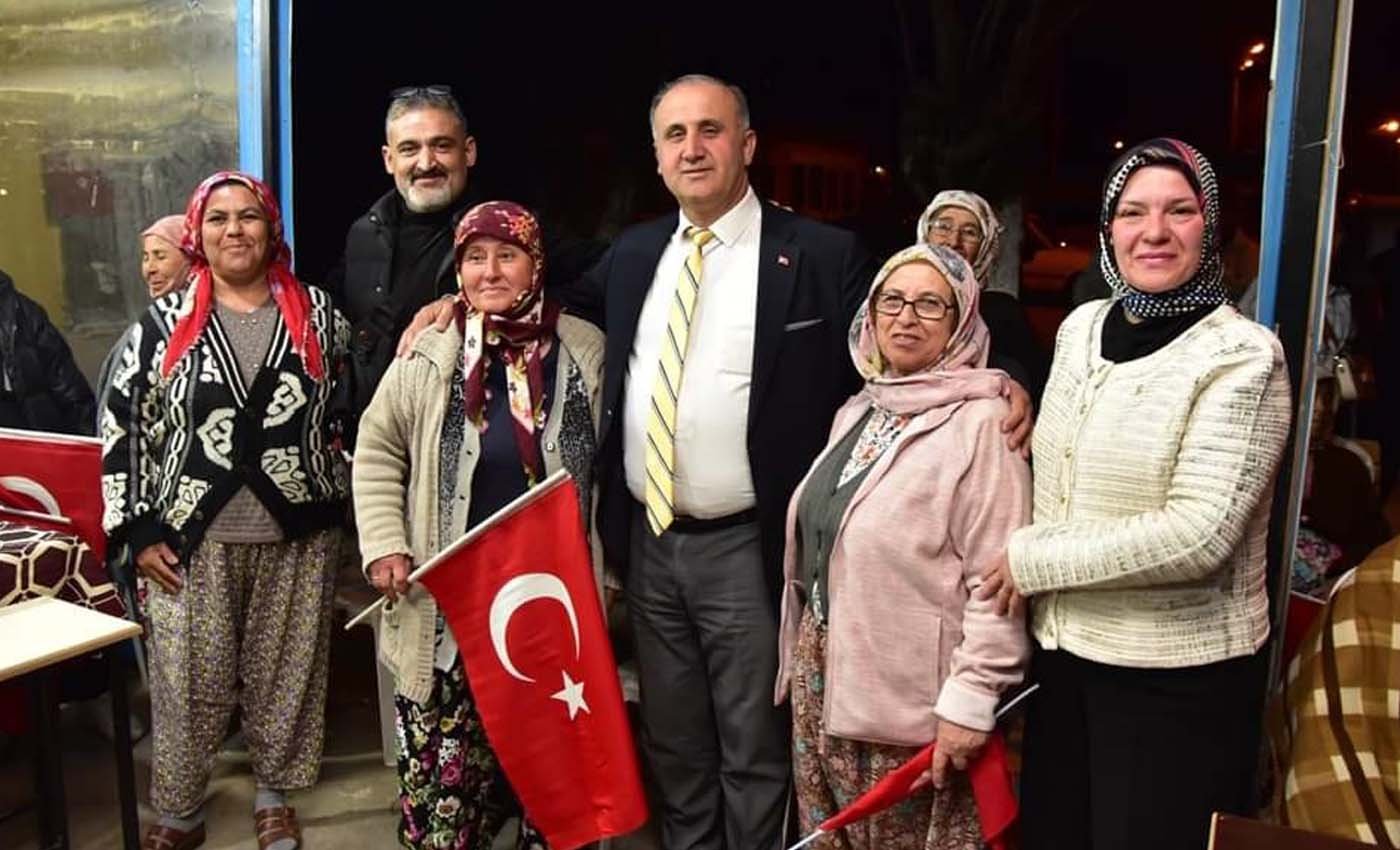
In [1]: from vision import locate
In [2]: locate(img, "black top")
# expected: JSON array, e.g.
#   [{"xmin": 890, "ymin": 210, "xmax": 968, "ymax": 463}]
[
  {"xmin": 981, "ymin": 290, "xmax": 1049, "ymax": 404},
  {"xmin": 467, "ymin": 347, "xmax": 561, "ymax": 529},
  {"xmin": 389, "ymin": 203, "xmax": 458, "ymax": 307},
  {"xmin": 1100, "ymin": 301, "xmax": 1216, "ymax": 363}
]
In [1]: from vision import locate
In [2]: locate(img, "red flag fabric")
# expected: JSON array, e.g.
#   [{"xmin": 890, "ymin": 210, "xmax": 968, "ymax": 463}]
[
  {"xmin": 419, "ymin": 475, "xmax": 647, "ymax": 850},
  {"xmin": 0, "ymin": 427, "xmax": 106, "ymax": 562},
  {"xmin": 817, "ymin": 732, "xmax": 1018, "ymax": 850}
]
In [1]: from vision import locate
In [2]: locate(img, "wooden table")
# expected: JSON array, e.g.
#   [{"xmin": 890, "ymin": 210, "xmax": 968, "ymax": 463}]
[{"xmin": 0, "ymin": 596, "xmax": 142, "ymax": 850}]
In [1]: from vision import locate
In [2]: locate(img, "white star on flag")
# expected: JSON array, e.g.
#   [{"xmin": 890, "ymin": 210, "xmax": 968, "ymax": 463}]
[{"xmin": 550, "ymin": 670, "xmax": 590, "ymax": 720}]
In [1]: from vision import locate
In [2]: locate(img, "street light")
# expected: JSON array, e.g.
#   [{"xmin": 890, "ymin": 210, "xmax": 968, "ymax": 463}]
[
  {"xmin": 1231, "ymin": 42, "xmax": 1267, "ymax": 150},
  {"xmin": 1113, "ymin": 140, "xmax": 1125, "ymax": 150},
  {"xmin": 1380, "ymin": 119, "xmax": 1400, "ymax": 134}
]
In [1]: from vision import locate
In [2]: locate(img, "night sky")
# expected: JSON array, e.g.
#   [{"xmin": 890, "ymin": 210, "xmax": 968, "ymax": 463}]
[{"xmin": 291, "ymin": 0, "xmax": 1399, "ymax": 281}]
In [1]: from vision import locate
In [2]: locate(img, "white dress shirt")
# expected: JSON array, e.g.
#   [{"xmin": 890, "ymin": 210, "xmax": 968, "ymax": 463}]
[{"xmin": 624, "ymin": 187, "xmax": 762, "ymax": 518}]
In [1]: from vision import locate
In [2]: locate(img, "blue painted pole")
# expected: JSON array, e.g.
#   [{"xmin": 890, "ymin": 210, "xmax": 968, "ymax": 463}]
[
  {"xmin": 1257, "ymin": 0, "xmax": 1354, "ymax": 693},
  {"xmin": 277, "ymin": 0, "xmax": 295, "ymax": 259},
  {"xmin": 1254, "ymin": 0, "xmax": 1302, "ymax": 330},
  {"xmin": 235, "ymin": 0, "xmax": 265, "ymax": 179}
]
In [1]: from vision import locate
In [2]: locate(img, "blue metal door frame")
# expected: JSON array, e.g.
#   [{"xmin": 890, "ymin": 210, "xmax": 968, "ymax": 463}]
[{"xmin": 236, "ymin": 0, "xmax": 295, "ymax": 260}]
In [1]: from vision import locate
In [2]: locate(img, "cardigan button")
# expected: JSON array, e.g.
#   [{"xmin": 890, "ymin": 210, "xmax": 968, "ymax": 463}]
[{"xmin": 546, "ymin": 441, "xmax": 557, "ymax": 452}]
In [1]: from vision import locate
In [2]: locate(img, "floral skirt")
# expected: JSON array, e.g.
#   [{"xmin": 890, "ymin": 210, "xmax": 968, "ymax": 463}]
[
  {"xmin": 791, "ymin": 608, "xmax": 983, "ymax": 850},
  {"xmin": 394, "ymin": 657, "xmax": 547, "ymax": 850}
]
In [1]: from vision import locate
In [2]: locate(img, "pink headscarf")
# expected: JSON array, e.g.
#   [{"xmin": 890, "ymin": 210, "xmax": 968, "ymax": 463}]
[
  {"xmin": 849, "ymin": 243, "xmax": 1008, "ymax": 414},
  {"xmin": 140, "ymin": 215, "xmax": 186, "ymax": 251}
]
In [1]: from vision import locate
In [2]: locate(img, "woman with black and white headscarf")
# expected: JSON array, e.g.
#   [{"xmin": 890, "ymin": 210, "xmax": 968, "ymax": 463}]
[{"xmin": 974, "ymin": 139, "xmax": 1293, "ymax": 849}]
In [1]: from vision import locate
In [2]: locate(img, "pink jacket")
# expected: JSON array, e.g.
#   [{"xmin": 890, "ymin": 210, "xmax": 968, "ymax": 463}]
[{"xmin": 774, "ymin": 393, "xmax": 1032, "ymax": 744}]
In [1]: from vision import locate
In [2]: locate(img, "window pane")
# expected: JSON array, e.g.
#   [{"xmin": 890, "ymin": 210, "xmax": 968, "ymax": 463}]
[{"xmin": 0, "ymin": 0, "xmax": 239, "ymax": 381}]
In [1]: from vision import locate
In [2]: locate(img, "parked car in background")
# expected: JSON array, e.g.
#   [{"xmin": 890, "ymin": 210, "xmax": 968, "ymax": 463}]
[{"xmin": 1020, "ymin": 214, "xmax": 1094, "ymax": 351}]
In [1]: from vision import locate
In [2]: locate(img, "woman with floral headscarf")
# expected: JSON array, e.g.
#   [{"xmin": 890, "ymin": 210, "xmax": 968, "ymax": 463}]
[
  {"xmin": 918, "ymin": 190, "xmax": 1048, "ymax": 400},
  {"xmin": 773, "ymin": 242, "xmax": 1032, "ymax": 850},
  {"xmin": 101, "ymin": 172, "xmax": 351, "ymax": 850},
  {"xmin": 975, "ymin": 139, "xmax": 1292, "ymax": 849},
  {"xmin": 353, "ymin": 200, "xmax": 608, "ymax": 849}
]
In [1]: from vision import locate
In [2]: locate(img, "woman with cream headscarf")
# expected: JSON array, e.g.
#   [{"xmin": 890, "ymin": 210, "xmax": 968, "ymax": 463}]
[
  {"xmin": 918, "ymin": 190, "xmax": 1048, "ymax": 400},
  {"xmin": 775, "ymin": 242, "xmax": 1032, "ymax": 850}
]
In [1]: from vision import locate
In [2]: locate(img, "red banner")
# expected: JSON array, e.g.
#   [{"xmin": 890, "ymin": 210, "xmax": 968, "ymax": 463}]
[
  {"xmin": 419, "ymin": 475, "xmax": 647, "ymax": 850},
  {"xmin": 0, "ymin": 427, "xmax": 106, "ymax": 562}
]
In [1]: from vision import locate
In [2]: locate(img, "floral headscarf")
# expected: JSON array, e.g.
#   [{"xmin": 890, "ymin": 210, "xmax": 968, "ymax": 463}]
[
  {"xmin": 850, "ymin": 243, "xmax": 1008, "ymax": 415},
  {"xmin": 916, "ymin": 190, "xmax": 1004, "ymax": 285},
  {"xmin": 1098, "ymin": 137, "xmax": 1227, "ymax": 318},
  {"xmin": 452, "ymin": 200, "xmax": 558, "ymax": 484},
  {"xmin": 161, "ymin": 171, "xmax": 324, "ymax": 381}
]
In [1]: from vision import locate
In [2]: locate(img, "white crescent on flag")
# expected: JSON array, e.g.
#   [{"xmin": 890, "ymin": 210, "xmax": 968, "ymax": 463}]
[
  {"xmin": 0, "ymin": 475, "xmax": 64, "ymax": 518},
  {"xmin": 488, "ymin": 572, "xmax": 582, "ymax": 684}
]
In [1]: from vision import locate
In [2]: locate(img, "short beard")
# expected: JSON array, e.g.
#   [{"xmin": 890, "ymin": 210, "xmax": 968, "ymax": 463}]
[{"xmin": 401, "ymin": 181, "xmax": 457, "ymax": 214}]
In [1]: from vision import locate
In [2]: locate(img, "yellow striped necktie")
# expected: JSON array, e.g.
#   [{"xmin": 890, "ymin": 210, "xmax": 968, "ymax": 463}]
[{"xmin": 644, "ymin": 226, "xmax": 716, "ymax": 535}]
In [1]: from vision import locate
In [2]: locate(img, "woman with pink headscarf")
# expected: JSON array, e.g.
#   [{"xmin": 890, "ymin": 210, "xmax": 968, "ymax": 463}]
[
  {"xmin": 95, "ymin": 215, "xmax": 196, "ymax": 418},
  {"xmin": 140, "ymin": 214, "xmax": 191, "ymax": 299},
  {"xmin": 774, "ymin": 243, "xmax": 1032, "ymax": 850}
]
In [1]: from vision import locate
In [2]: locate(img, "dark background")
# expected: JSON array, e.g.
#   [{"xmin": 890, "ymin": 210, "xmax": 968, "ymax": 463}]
[{"xmin": 290, "ymin": 0, "xmax": 1400, "ymax": 283}]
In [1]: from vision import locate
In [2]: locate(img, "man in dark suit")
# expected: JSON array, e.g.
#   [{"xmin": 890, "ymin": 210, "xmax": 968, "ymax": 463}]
[{"xmin": 559, "ymin": 73, "xmax": 868, "ymax": 850}]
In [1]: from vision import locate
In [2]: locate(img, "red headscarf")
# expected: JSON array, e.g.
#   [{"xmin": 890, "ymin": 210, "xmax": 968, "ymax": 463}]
[{"xmin": 161, "ymin": 171, "xmax": 324, "ymax": 381}]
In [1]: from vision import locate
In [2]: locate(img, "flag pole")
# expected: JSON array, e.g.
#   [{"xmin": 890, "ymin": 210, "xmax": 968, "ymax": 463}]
[
  {"xmin": 787, "ymin": 829, "xmax": 825, "ymax": 850},
  {"xmin": 344, "ymin": 468, "xmax": 572, "ymax": 630}
]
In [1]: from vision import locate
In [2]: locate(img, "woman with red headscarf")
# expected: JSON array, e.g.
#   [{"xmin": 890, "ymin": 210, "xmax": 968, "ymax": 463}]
[
  {"xmin": 353, "ymin": 200, "xmax": 608, "ymax": 849},
  {"xmin": 101, "ymin": 172, "xmax": 351, "ymax": 850}
]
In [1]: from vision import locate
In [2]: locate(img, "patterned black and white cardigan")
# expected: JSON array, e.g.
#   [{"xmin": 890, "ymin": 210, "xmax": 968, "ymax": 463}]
[{"xmin": 101, "ymin": 285, "xmax": 351, "ymax": 560}]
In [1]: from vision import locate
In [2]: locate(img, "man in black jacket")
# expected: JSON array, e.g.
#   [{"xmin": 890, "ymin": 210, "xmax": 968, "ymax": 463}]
[
  {"xmin": 327, "ymin": 86, "xmax": 480, "ymax": 441},
  {"xmin": 0, "ymin": 268, "xmax": 95, "ymax": 435}
]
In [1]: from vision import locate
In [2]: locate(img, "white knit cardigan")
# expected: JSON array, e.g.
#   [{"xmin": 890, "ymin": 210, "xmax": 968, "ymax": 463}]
[{"xmin": 1008, "ymin": 301, "xmax": 1292, "ymax": 668}]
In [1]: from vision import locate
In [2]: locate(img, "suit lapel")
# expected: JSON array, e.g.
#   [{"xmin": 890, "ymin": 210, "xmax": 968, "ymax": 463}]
[
  {"xmin": 749, "ymin": 207, "xmax": 799, "ymax": 430},
  {"xmin": 600, "ymin": 214, "xmax": 675, "ymax": 441}
]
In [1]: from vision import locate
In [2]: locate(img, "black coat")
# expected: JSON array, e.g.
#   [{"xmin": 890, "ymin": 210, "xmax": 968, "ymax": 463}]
[
  {"xmin": 0, "ymin": 270, "xmax": 95, "ymax": 435},
  {"xmin": 559, "ymin": 205, "xmax": 873, "ymax": 604},
  {"xmin": 327, "ymin": 190, "xmax": 471, "ymax": 431}
]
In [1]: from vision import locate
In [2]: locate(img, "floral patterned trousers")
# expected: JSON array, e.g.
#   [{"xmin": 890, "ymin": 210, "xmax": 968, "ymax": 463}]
[
  {"xmin": 394, "ymin": 656, "xmax": 547, "ymax": 850},
  {"xmin": 146, "ymin": 530, "xmax": 343, "ymax": 816},
  {"xmin": 791, "ymin": 608, "xmax": 983, "ymax": 850}
]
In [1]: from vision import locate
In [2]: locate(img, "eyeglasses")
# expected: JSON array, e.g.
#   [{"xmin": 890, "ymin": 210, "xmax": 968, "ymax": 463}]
[
  {"xmin": 872, "ymin": 292, "xmax": 955, "ymax": 321},
  {"xmin": 929, "ymin": 218, "xmax": 983, "ymax": 245},
  {"xmin": 389, "ymin": 84, "xmax": 453, "ymax": 100}
]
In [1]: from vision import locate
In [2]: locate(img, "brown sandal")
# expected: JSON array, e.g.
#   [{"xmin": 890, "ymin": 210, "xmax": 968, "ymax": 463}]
[
  {"xmin": 254, "ymin": 804, "xmax": 302, "ymax": 849},
  {"xmin": 142, "ymin": 822, "xmax": 206, "ymax": 850}
]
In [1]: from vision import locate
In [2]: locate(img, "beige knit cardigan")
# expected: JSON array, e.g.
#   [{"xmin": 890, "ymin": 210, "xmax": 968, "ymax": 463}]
[
  {"xmin": 1008, "ymin": 301, "xmax": 1292, "ymax": 669},
  {"xmin": 352, "ymin": 315, "xmax": 605, "ymax": 703}
]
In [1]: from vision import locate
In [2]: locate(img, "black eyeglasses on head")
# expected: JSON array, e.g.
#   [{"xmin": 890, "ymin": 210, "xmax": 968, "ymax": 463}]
[{"xmin": 390, "ymin": 85, "xmax": 453, "ymax": 100}]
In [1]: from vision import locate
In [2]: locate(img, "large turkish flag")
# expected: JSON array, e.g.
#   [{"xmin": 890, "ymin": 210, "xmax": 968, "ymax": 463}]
[
  {"xmin": 0, "ymin": 427, "xmax": 106, "ymax": 562},
  {"xmin": 419, "ymin": 473, "xmax": 647, "ymax": 850}
]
